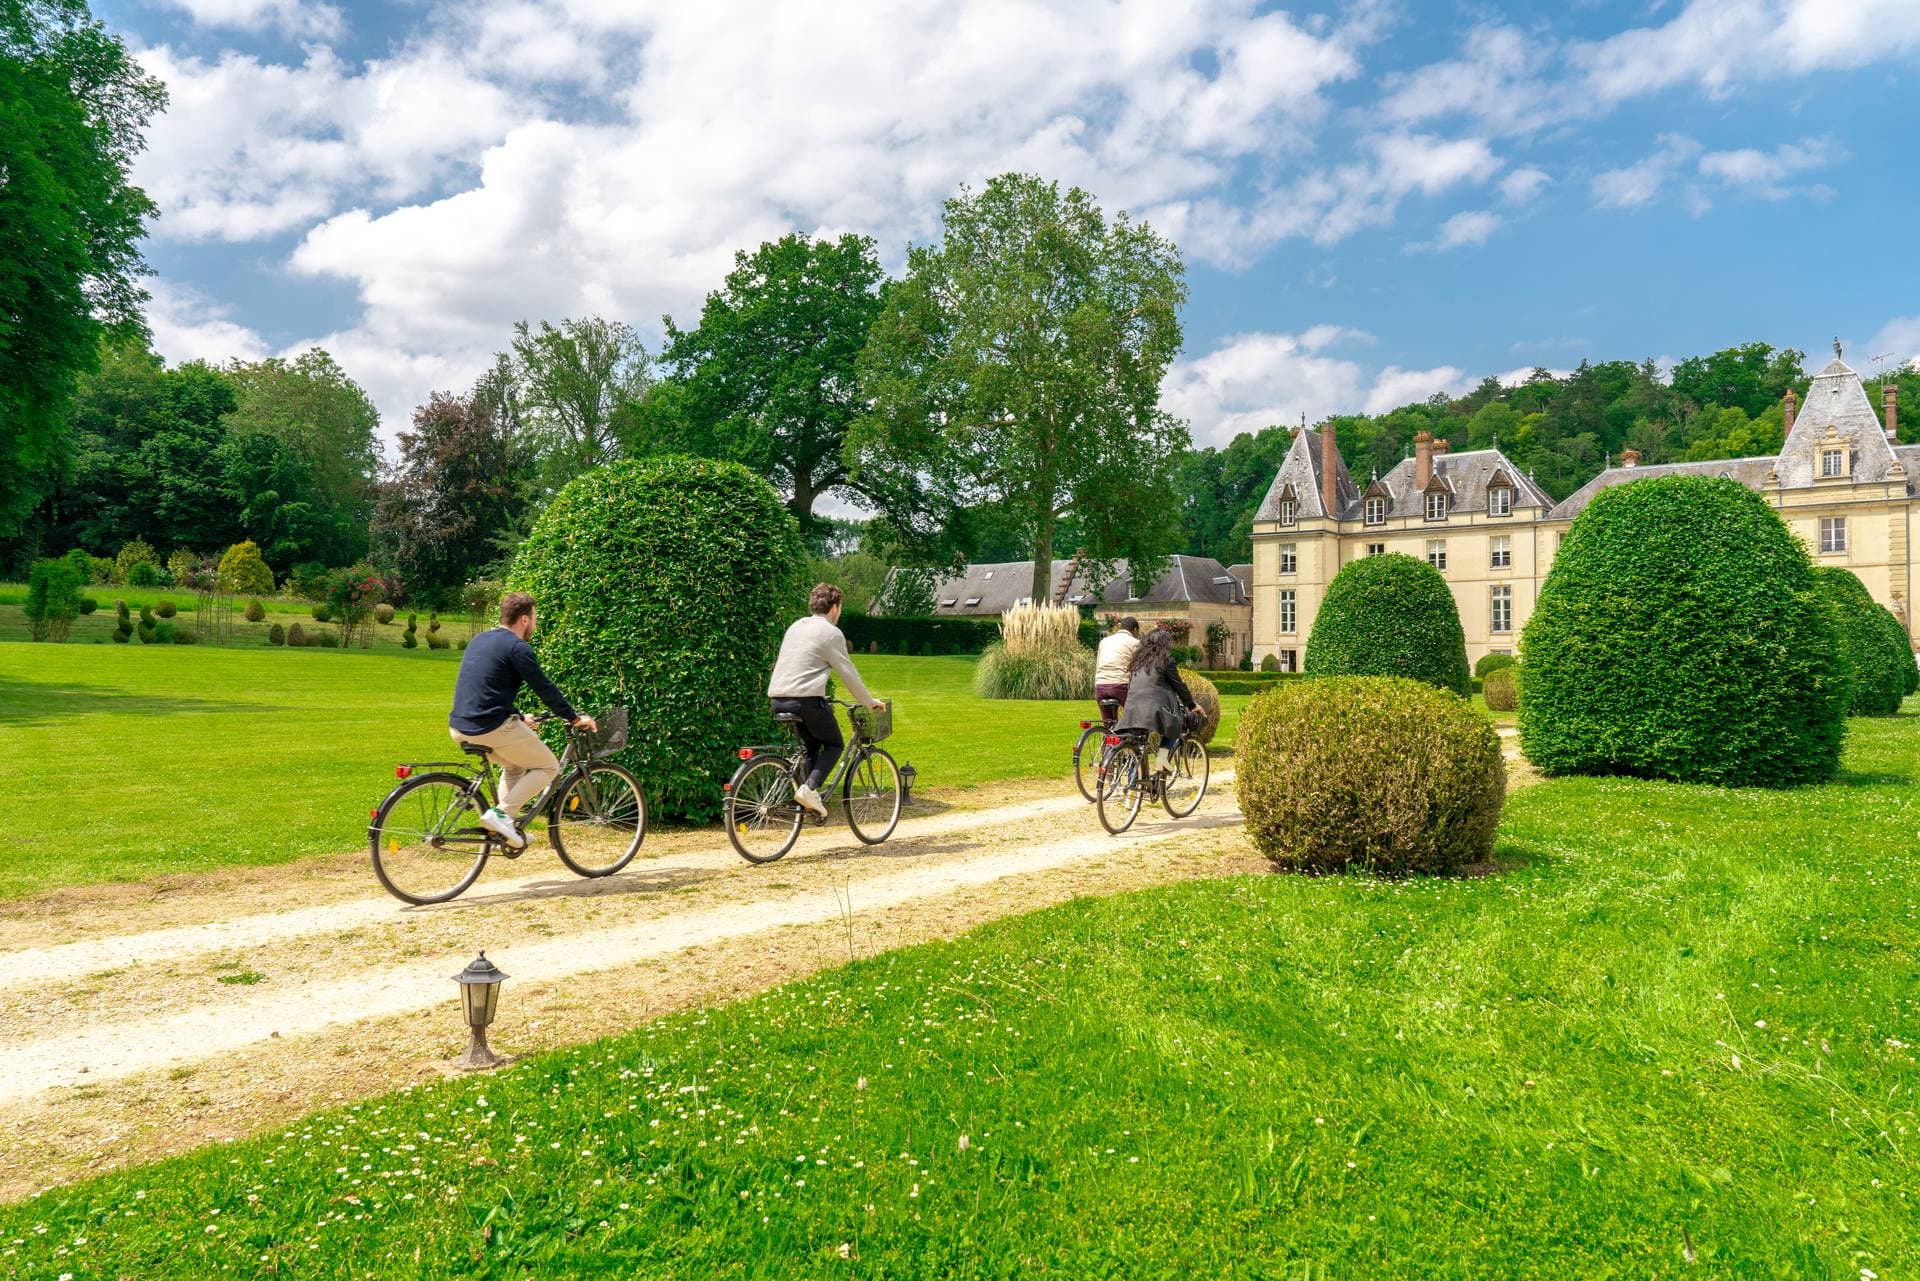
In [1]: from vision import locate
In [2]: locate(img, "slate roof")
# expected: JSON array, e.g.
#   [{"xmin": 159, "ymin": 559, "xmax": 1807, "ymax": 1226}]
[
  {"xmin": 1776, "ymin": 357, "xmax": 1898, "ymax": 486},
  {"xmin": 1545, "ymin": 457, "xmax": 1778, "ymax": 521},
  {"xmin": 895, "ymin": 555, "xmax": 1252, "ymax": 616},
  {"xmin": 918, "ymin": 560, "xmax": 1069, "ymax": 615},
  {"xmin": 1254, "ymin": 429, "xmax": 1360, "ymax": 521},
  {"xmin": 1368, "ymin": 448, "xmax": 1556, "ymax": 519},
  {"xmin": 1228, "ymin": 563, "xmax": 1253, "ymax": 598}
]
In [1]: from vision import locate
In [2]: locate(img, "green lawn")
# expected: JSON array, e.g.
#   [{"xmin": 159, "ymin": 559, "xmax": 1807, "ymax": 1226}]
[
  {"xmin": 7, "ymin": 717, "xmax": 1916, "ymax": 1276},
  {"xmin": 0, "ymin": 644, "xmax": 1247, "ymax": 898},
  {"xmin": 0, "ymin": 583, "xmax": 479, "ymax": 652}
]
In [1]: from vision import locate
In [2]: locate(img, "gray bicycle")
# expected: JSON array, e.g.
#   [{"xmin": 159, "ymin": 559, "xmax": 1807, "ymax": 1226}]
[{"xmin": 723, "ymin": 699, "xmax": 902, "ymax": 863}]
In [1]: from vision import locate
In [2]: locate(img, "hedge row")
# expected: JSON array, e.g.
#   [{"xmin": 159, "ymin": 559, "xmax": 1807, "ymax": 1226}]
[{"xmin": 839, "ymin": 610, "xmax": 999, "ymax": 656}]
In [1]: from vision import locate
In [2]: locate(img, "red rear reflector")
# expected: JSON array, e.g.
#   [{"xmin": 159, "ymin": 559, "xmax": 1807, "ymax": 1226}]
[
  {"xmin": 395, "ymin": 765, "xmax": 412, "ymax": 779},
  {"xmin": 369, "ymin": 809, "xmax": 378, "ymax": 818},
  {"xmin": 1079, "ymin": 720, "xmax": 1091, "ymax": 729},
  {"xmin": 722, "ymin": 783, "xmax": 732, "ymax": 793},
  {"xmin": 738, "ymin": 748, "xmax": 753, "ymax": 760},
  {"xmin": 1104, "ymin": 735, "xmax": 1121, "ymax": 746}
]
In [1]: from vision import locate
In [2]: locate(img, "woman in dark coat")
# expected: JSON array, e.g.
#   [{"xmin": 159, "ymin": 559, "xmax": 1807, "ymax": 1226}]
[{"xmin": 1115, "ymin": 627, "xmax": 1199, "ymax": 774}]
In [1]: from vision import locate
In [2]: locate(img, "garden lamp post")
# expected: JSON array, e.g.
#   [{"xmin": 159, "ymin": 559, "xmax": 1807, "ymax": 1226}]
[
  {"xmin": 452, "ymin": 952, "xmax": 508, "ymax": 1070},
  {"xmin": 899, "ymin": 763, "xmax": 916, "ymax": 804}
]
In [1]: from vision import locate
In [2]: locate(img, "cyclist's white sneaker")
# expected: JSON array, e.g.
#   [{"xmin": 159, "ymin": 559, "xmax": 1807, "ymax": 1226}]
[
  {"xmin": 479, "ymin": 806, "xmax": 525, "ymax": 848},
  {"xmin": 794, "ymin": 784, "xmax": 828, "ymax": 818}
]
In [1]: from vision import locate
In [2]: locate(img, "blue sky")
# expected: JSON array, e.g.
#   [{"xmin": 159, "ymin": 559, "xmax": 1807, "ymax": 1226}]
[{"xmin": 101, "ymin": 0, "xmax": 1920, "ymax": 447}]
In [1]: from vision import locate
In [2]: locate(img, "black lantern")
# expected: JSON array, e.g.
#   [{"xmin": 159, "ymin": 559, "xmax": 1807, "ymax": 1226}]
[
  {"xmin": 899, "ymin": 763, "xmax": 916, "ymax": 804},
  {"xmin": 452, "ymin": 952, "xmax": 508, "ymax": 1070}
]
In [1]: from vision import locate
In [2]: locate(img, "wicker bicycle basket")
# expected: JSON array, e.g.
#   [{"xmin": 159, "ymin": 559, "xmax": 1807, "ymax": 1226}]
[
  {"xmin": 850, "ymin": 699, "xmax": 893, "ymax": 743},
  {"xmin": 585, "ymin": 706, "xmax": 630, "ymax": 756}
]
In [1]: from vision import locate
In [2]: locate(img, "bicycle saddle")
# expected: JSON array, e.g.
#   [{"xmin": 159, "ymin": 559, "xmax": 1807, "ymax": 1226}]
[
  {"xmin": 772, "ymin": 712, "xmax": 805, "ymax": 724},
  {"xmin": 460, "ymin": 742, "xmax": 493, "ymax": 756}
]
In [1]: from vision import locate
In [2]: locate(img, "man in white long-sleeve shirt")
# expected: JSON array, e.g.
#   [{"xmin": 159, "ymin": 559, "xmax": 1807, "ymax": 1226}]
[{"xmin": 767, "ymin": 583, "xmax": 886, "ymax": 817}]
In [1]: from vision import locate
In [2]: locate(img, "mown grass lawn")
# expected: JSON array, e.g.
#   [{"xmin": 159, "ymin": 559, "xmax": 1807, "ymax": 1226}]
[
  {"xmin": 0, "ymin": 643, "xmax": 1247, "ymax": 898},
  {"xmin": 7, "ymin": 717, "xmax": 1917, "ymax": 1277},
  {"xmin": 0, "ymin": 583, "xmax": 475, "ymax": 652}
]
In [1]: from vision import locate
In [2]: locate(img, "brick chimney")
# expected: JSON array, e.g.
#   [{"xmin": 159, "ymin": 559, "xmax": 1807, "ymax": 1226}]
[
  {"xmin": 1783, "ymin": 387, "xmax": 1797, "ymax": 434},
  {"xmin": 1887, "ymin": 383, "xmax": 1899, "ymax": 444},
  {"xmin": 1620, "ymin": 448, "xmax": 1640, "ymax": 468},
  {"xmin": 1432, "ymin": 438, "xmax": 1450, "ymax": 457},
  {"xmin": 1414, "ymin": 431, "xmax": 1433, "ymax": 489},
  {"xmin": 1319, "ymin": 420, "xmax": 1339, "ymax": 516}
]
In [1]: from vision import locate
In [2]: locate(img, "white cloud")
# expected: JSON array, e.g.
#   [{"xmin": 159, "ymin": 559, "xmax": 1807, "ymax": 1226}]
[
  {"xmin": 1498, "ymin": 166, "xmax": 1550, "ymax": 204},
  {"xmin": 1865, "ymin": 318, "xmax": 1920, "ymax": 371},
  {"xmin": 144, "ymin": 280, "xmax": 272, "ymax": 366},
  {"xmin": 1591, "ymin": 134, "xmax": 1703, "ymax": 208},
  {"xmin": 1408, "ymin": 209, "xmax": 1502, "ymax": 253},
  {"xmin": 1362, "ymin": 365, "xmax": 1474, "ymax": 414},
  {"xmin": 1697, "ymin": 135, "xmax": 1837, "ymax": 198},
  {"xmin": 156, "ymin": 0, "xmax": 345, "ymax": 40}
]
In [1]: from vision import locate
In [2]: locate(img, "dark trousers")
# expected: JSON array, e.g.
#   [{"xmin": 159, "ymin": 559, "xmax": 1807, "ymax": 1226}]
[{"xmin": 771, "ymin": 697, "xmax": 843, "ymax": 789}]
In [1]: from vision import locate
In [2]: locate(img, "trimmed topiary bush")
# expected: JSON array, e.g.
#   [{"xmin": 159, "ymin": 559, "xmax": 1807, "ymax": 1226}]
[
  {"xmin": 154, "ymin": 598, "xmax": 177, "ymax": 619},
  {"xmin": 1304, "ymin": 554, "xmax": 1470, "ymax": 696},
  {"xmin": 1482, "ymin": 666, "xmax": 1518, "ymax": 712},
  {"xmin": 113, "ymin": 600, "xmax": 132, "ymax": 644},
  {"xmin": 1178, "ymin": 668, "xmax": 1221, "ymax": 745},
  {"xmin": 216, "ymin": 540, "xmax": 276, "ymax": 597},
  {"xmin": 1259, "ymin": 653, "xmax": 1281, "ymax": 673},
  {"xmin": 374, "ymin": 603, "xmax": 396, "ymax": 625},
  {"xmin": 173, "ymin": 626, "xmax": 198, "ymax": 645},
  {"xmin": 425, "ymin": 631, "xmax": 449, "ymax": 651},
  {"xmin": 1236, "ymin": 676, "xmax": 1505, "ymax": 875},
  {"xmin": 154, "ymin": 621, "xmax": 175, "ymax": 644},
  {"xmin": 1474, "ymin": 652, "xmax": 1517, "ymax": 679},
  {"xmin": 268, "ymin": 623, "xmax": 286, "ymax": 646},
  {"xmin": 287, "ymin": 622, "xmax": 307, "ymax": 648},
  {"xmin": 317, "ymin": 629, "xmax": 340, "ymax": 649},
  {"xmin": 402, "ymin": 613, "xmax": 418, "ymax": 649},
  {"xmin": 510, "ymin": 456, "xmax": 809, "ymax": 823},
  {"xmin": 1812, "ymin": 568, "xmax": 1906, "ymax": 717},
  {"xmin": 310, "ymin": 603, "xmax": 332, "ymax": 623},
  {"xmin": 1521, "ymin": 475, "xmax": 1847, "ymax": 786},
  {"xmin": 244, "ymin": 599, "xmax": 266, "ymax": 623},
  {"xmin": 113, "ymin": 538, "xmax": 158, "ymax": 586}
]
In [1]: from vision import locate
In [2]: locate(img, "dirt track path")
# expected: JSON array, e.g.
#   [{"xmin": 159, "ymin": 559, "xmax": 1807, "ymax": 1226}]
[{"xmin": 0, "ymin": 773, "xmax": 1259, "ymax": 1200}]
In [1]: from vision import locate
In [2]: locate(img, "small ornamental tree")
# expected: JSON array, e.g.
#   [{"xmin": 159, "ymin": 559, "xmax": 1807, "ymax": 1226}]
[
  {"xmin": 1812, "ymin": 568, "xmax": 1907, "ymax": 717},
  {"xmin": 217, "ymin": 540, "xmax": 276, "ymax": 597},
  {"xmin": 25, "ymin": 557, "xmax": 84, "ymax": 641},
  {"xmin": 510, "ymin": 456, "xmax": 808, "ymax": 822},
  {"xmin": 113, "ymin": 539, "xmax": 158, "ymax": 585},
  {"xmin": 325, "ymin": 564, "xmax": 386, "ymax": 650},
  {"xmin": 1520, "ymin": 475, "xmax": 1847, "ymax": 786},
  {"xmin": 1236, "ymin": 676, "xmax": 1505, "ymax": 875},
  {"xmin": 1304, "ymin": 554, "xmax": 1470, "ymax": 696}
]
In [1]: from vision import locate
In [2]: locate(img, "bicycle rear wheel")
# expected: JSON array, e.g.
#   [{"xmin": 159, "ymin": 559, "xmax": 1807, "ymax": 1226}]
[
  {"xmin": 1096, "ymin": 745, "xmax": 1145, "ymax": 835},
  {"xmin": 726, "ymin": 755, "xmax": 803, "ymax": 864},
  {"xmin": 1162, "ymin": 737, "xmax": 1209, "ymax": 818},
  {"xmin": 1072, "ymin": 725, "xmax": 1105, "ymax": 802},
  {"xmin": 370, "ymin": 772, "xmax": 491, "ymax": 905},
  {"xmin": 844, "ymin": 747, "xmax": 902, "ymax": 844},
  {"xmin": 550, "ymin": 761, "xmax": 648, "ymax": 877}
]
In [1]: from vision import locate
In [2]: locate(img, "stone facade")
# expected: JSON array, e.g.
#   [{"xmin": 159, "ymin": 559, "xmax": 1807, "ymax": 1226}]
[{"xmin": 1251, "ymin": 355, "xmax": 1914, "ymax": 668}]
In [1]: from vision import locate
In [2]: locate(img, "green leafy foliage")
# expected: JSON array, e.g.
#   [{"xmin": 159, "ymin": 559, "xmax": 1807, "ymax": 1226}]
[
  {"xmin": 77, "ymin": 596, "xmax": 97, "ymax": 615},
  {"xmin": 1812, "ymin": 568, "xmax": 1908, "ymax": 717},
  {"xmin": 1236, "ymin": 676, "xmax": 1504, "ymax": 874},
  {"xmin": 510, "ymin": 456, "xmax": 807, "ymax": 822},
  {"xmin": 153, "ymin": 598, "xmax": 176, "ymax": 619},
  {"xmin": 112, "ymin": 599, "xmax": 131, "ymax": 643},
  {"xmin": 216, "ymin": 540, "xmax": 275, "ymax": 596},
  {"xmin": 1178, "ymin": 668, "xmax": 1221, "ymax": 745},
  {"xmin": 286, "ymin": 622, "xmax": 307, "ymax": 648},
  {"xmin": 1482, "ymin": 666, "xmax": 1518, "ymax": 712},
  {"xmin": 1259, "ymin": 652, "xmax": 1281, "ymax": 673},
  {"xmin": 316, "ymin": 629, "xmax": 340, "ymax": 649},
  {"xmin": 244, "ymin": 599, "xmax": 265, "ymax": 623},
  {"xmin": 310, "ymin": 603, "xmax": 332, "ymax": 623},
  {"xmin": 1474, "ymin": 652, "xmax": 1517, "ymax": 678},
  {"xmin": 153, "ymin": 620, "xmax": 174, "ymax": 644},
  {"xmin": 1304, "ymin": 554, "xmax": 1470, "ymax": 696},
  {"xmin": 837, "ymin": 611, "xmax": 996, "ymax": 656},
  {"xmin": 113, "ymin": 539, "xmax": 158, "ymax": 585},
  {"xmin": 1520, "ymin": 475, "xmax": 1847, "ymax": 786},
  {"xmin": 268, "ymin": 623, "xmax": 285, "ymax": 646},
  {"xmin": 374, "ymin": 603, "xmax": 395, "ymax": 625},
  {"xmin": 24, "ymin": 557, "xmax": 84, "ymax": 641}
]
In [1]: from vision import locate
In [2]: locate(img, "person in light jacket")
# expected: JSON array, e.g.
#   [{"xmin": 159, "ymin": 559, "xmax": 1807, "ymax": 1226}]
[
  {"xmin": 1114, "ymin": 626, "xmax": 1198, "ymax": 776},
  {"xmin": 1093, "ymin": 616, "xmax": 1140, "ymax": 716},
  {"xmin": 767, "ymin": 583, "xmax": 886, "ymax": 817}
]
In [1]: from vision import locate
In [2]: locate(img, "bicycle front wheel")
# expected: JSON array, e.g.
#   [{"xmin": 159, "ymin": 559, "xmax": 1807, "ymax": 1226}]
[
  {"xmin": 1096, "ymin": 745, "xmax": 1145, "ymax": 835},
  {"xmin": 1162, "ymin": 737, "xmax": 1210, "ymax": 818},
  {"xmin": 845, "ymin": 747, "xmax": 902, "ymax": 844},
  {"xmin": 370, "ymin": 772, "xmax": 491, "ymax": 905},
  {"xmin": 550, "ymin": 761, "xmax": 648, "ymax": 877},
  {"xmin": 726, "ymin": 756, "xmax": 803, "ymax": 864},
  {"xmin": 1072, "ymin": 725, "xmax": 1105, "ymax": 803}
]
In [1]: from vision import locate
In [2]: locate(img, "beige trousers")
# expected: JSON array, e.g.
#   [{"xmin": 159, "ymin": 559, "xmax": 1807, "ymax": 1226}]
[{"xmin": 451, "ymin": 719, "xmax": 559, "ymax": 812}]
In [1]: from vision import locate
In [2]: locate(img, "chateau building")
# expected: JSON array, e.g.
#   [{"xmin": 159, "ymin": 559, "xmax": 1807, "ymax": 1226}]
[{"xmin": 1250, "ymin": 352, "xmax": 1909, "ymax": 669}]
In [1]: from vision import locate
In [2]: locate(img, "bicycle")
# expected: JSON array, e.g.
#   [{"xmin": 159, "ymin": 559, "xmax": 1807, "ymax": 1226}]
[
  {"xmin": 367, "ymin": 708, "xmax": 647, "ymax": 905},
  {"xmin": 724, "ymin": 699, "xmax": 903, "ymax": 864},
  {"xmin": 1072, "ymin": 697, "xmax": 1123, "ymax": 802},
  {"xmin": 1094, "ymin": 722, "xmax": 1209, "ymax": 835}
]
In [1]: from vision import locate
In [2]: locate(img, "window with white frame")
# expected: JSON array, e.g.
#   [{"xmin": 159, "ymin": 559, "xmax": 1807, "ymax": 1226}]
[
  {"xmin": 1490, "ymin": 585, "xmax": 1512, "ymax": 633},
  {"xmin": 1279, "ymin": 543, "xmax": 1297, "ymax": 575},
  {"xmin": 1366, "ymin": 542, "xmax": 1386, "ymax": 557},
  {"xmin": 1364, "ymin": 496, "xmax": 1386, "ymax": 525},
  {"xmin": 1279, "ymin": 589, "xmax": 1297, "ymax": 634},
  {"xmin": 1278, "ymin": 499, "xmax": 1297, "ymax": 526},
  {"xmin": 1425, "ymin": 491, "xmax": 1447, "ymax": 521},
  {"xmin": 1490, "ymin": 534, "xmax": 1511, "ymax": 568},
  {"xmin": 1427, "ymin": 539, "xmax": 1447, "ymax": 571},
  {"xmin": 1489, "ymin": 487, "xmax": 1512, "ymax": 517},
  {"xmin": 1821, "ymin": 449, "xmax": 1844, "ymax": 478},
  {"xmin": 1278, "ymin": 648, "xmax": 1298, "ymax": 672},
  {"xmin": 1819, "ymin": 516, "xmax": 1847, "ymax": 553}
]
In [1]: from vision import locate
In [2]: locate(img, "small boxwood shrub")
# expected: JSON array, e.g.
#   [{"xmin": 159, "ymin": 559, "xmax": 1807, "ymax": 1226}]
[
  {"xmin": 310, "ymin": 603, "xmax": 332, "ymax": 623},
  {"xmin": 154, "ymin": 598, "xmax": 177, "ymax": 619},
  {"xmin": 113, "ymin": 538, "xmax": 158, "ymax": 585},
  {"xmin": 838, "ymin": 611, "xmax": 996, "ymax": 656},
  {"xmin": 510, "ymin": 456, "xmax": 808, "ymax": 823},
  {"xmin": 1235, "ymin": 676, "xmax": 1504, "ymax": 875},
  {"xmin": 402, "ymin": 614, "xmax": 418, "ymax": 649},
  {"xmin": 425, "ymin": 631, "xmax": 449, "ymax": 650},
  {"xmin": 1812, "ymin": 568, "xmax": 1907, "ymax": 716},
  {"xmin": 317, "ymin": 629, "xmax": 340, "ymax": 649},
  {"xmin": 1259, "ymin": 653, "xmax": 1281, "ymax": 672},
  {"xmin": 113, "ymin": 601, "xmax": 132, "ymax": 644},
  {"xmin": 154, "ymin": 621, "xmax": 175, "ymax": 644},
  {"xmin": 173, "ymin": 626, "xmax": 198, "ymax": 645},
  {"xmin": 287, "ymin": 622, "xmax": 307, "ymax": 648},
  {"xmin": 268, "ymin": 623, "xmax": 286, "ymax": 646},
  {"xmin": 78, "ymin": 597, "xmax": 98, "ymax": 616},
  {"xmin": 374, "ymin": 603, "xmax": 396, "ymax": 625},
  {"xmin": 244, "ymin": 599, "xmax": 266, "ymax": 623},
  {"xmin": 1304, "ymin": 554, "xmax": 1470, "ymax": 696},
  {"xmin": 1474, "ymin": 652, "xmax": 1517, "ymax": 679},
  {"xmin": 25, "ymin": 557, "xmax": 85, "ymax": 641},
  {"xmin": 1520, "ymin": 475, "xmax": 1846, "ymax": 786},
  {"xmin": 1482, "ymin": 666, "xmax": 1518, "ymax": 712},
  {"xmin": 1178, "ymin": 668, "xmax": 1221, "ymax": 745}
]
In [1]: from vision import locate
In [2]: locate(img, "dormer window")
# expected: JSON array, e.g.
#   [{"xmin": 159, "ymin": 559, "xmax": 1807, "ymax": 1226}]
[
  {"xmin": 1489, "ymin": 487, "xmax": 1512, "ymax": 517},
  {"xmin": 1424, "ymin": 492, "xmax": 1447, "ymax": 522},
  {"xmin": 1364, "ymin": 496, "xmax": 1386, "ymax": 525},
  {"xmin": 1279, "ymin": 499, "xmax": 1297, "ymax": 526},
  {"xmin": 1821, "ymin": 449, "xmax": 1844, "ymax": 478}
]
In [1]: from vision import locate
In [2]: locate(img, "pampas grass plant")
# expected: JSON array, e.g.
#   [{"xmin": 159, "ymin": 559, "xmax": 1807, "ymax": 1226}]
[{"xmin": 974, "ymin": 602, "xmax": 1094, "ymax": 700}]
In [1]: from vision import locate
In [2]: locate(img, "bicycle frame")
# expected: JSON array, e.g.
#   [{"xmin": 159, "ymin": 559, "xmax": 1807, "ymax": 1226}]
[
  {"xmin": 742, "ymin": 699, "xmax": 880, "ymax": 800},
  {"xmin": 395, "ymin": 718, "xmax": 601, "ymax": 826}
]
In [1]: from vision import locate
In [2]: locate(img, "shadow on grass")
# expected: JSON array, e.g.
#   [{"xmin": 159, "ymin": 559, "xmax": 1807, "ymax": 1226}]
[
  {"xmin": 1832, "ymin": 769, "xmax": 1913, "ymax": 787},
  {"xmin": 0, "ymin": 675, "xmax": 287, "ymax": 727}
]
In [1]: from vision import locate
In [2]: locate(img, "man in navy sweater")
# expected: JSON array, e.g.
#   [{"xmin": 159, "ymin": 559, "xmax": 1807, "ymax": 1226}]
[{"xmin": 449, "ymin": 591, "xmax": 596, "ymax": 848}]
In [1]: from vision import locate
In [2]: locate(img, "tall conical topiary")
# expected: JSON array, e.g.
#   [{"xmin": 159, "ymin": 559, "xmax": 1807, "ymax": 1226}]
[
  {"xmin": 1812, "ymin": 567, "xmax": 1907, "ymax": 717},
  {"xmin": 1304, "ymin": 553, "xmax": 1470, "ymax": 696},
  {"xmin": 1520, "ymin": 475, "xmax": 1847, "ymax": 786},
  {"xmin": 511, "ymin": 457, "xmax": 807, "ymax": 822}
]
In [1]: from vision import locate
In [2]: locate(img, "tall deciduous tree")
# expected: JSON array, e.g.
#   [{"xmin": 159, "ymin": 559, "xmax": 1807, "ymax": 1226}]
[
  {"xmin": 509, "ymin": 316, "xmax": 649, "ymax": 486},
  {"xmin": 225, "ymin": 349, "xmax": 381, "ymax": 565},
  {"xmin": 852, "ymin": 174, "xmax": 1189, "ymax": 603},
  {"xmin": 632, "ymin": 234, "xmax": 884, "ymax": 534},
  {"xmin": 0, "ymin": 0, "xmax": 164, "ymax": 536}
]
